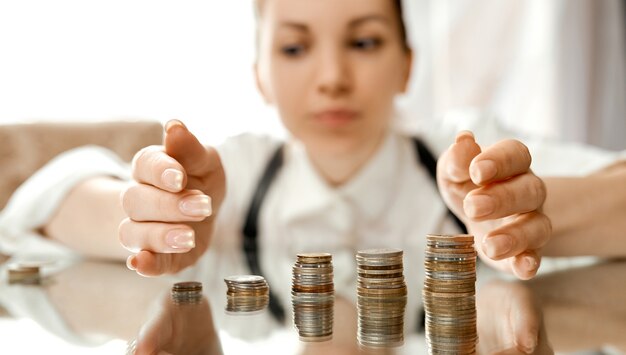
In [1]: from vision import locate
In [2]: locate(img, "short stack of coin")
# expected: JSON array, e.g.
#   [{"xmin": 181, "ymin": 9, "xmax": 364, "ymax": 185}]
[
  {"xmin": 291, "ymin": 253, "xmax": 334, "ymax": 342},
  {"xmin": 224, "ymin": 275, "xmax": 269, "ymax": 314},
  {"xmin": 171, "ymin": 281, "xmax": 203, "ymax": 304},
  {"xmin": 356, "ymin": 248, "xmax": 407, "ymax": 348},
  {"xmin": 423, "ymin": 234, "xmax": 477, "ymax": 354},
  {"xmin": 7, "ymin": 263, "xmax": 41, "ymax": 285}
]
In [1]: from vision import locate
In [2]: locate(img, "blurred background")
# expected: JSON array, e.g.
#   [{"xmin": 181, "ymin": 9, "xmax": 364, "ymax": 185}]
[{"xmin": 0, "ymin": 0, "xmax": 624, "ymax": 148}]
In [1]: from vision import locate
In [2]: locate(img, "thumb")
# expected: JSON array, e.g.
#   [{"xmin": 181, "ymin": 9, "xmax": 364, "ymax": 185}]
[{"xmin": 163, "ymin": 120, "xmax": 214, "ymax": 177}]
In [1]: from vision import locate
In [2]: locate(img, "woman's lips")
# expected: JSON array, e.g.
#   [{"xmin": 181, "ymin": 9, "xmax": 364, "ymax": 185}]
[{"xmin": 313, "ymin": 109, "xmax": 359, "ymax": 127}]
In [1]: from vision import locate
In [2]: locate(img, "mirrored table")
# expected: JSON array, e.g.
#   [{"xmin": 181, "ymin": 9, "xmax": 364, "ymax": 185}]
[{"xmin": 1, "ymin": 254, "xmax": 625, "ymax": 355}]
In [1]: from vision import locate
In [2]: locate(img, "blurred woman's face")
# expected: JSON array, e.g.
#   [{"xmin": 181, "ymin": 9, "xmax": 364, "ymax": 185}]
[{"xmin": 255, "ymin": 0, "xmax": 412, "ymax": 156}]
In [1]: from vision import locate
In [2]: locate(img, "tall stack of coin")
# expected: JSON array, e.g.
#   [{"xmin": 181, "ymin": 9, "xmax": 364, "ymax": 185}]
[
  {"xmin": 291, "ymin": 253, "xmax": 334, "ymax": 342},
  {"xmin": 356, "ymin": 248, "xmax": 407, "ymax": 348},
  {"xmin": 224, "ymin": 275, "xmax": 269, "ymax": 314},
  {"xmin": 423, "ymin": 234, "xmax": 477, "ymax": 354},
  {"xmin": 171, "ymin": 281, "xmax": 203, "ymax": 304}
]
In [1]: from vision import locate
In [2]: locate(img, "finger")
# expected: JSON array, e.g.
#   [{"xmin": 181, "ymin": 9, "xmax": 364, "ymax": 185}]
[
  {"xmin": 470, "ymin": 139, "xmax": 532, "ymax": 186},
  {"xmin": 509, "ymin": 286, "xmax": 541, "ymax": 354},
  {"xmin": 128, "ymin": 250, "xmax": 179, "ymax": 276},
  {"xmin": 132, "ymin": 145, "xmax": 187, "ymax": 193},
  {"xmin": 481, "ymin": 212, "xmax": 552, "ymax": 260},
  {"xmin": 511, "ymin": 251, "xmax": 541, "ymax": 280},
  {"xmin": 135, "ymin": 305, "xmax": 174, "ymax": 355},
  {"xmin": 164, "ymin": 120, "xmax": 216, "ymax": 178},
  {"xmin": 463, "ymin": 173, "xmax": 546, "ymax": 220},
  {"xmin": 119, "ymin": 218, "xmax": 195, "ymax": 253},
  {"xmin": 122, "ymin": 184, "xmax": 212, "ymax": 222},
  {"xmin": 438, "ymin": 131, "xmax": 482, "ymax": 183}
]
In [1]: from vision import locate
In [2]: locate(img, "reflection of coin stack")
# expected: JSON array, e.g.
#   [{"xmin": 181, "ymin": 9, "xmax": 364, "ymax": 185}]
[
  {"xmin": 423, "ymin": 234, "xmax": 478, "ymax": 354},
  {"xmin": 291, "ymin": 253, "xmax": 334, "ymax": 342},
  {"xmin": 356, "ymin": 248, "xmax": 407, "ymax": 348},
  {"xmin": 224, "ymin": 275, "xmax": 269, "ymax": 314},
  {"xmin": 171, "ymin": 281, "xmax": 203, "ymax": 305},
  {"xmin": 7, "ymin": 263, "xmax": 41, "ymax": 285}
]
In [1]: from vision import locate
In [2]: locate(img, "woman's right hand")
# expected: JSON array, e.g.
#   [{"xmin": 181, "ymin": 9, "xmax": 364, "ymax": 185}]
[{"xmin": 119, "ymin": 120, "xmax": 226, "ymax": 276}]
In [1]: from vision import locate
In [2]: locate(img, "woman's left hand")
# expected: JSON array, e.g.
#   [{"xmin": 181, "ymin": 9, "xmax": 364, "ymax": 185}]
[
  {"xmin": 437, "ymin": 131, "xmax": 552, "ymax": 279},
  {"xmin": 477, "ymin": 280, "xmax": 553, "ymax": 354}
]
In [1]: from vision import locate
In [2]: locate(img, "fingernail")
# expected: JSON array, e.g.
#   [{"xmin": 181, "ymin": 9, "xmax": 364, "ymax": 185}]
[
  {"xmin": 524, "ymin": 255, "xmax": 538, "ymax": 271},
  {"xmin": 161, "ymin": 168, "xmax": 183, "ymax": 190},
  {"xmin": 166, "ymin": 229, "xmax": 195, "ymax": 249},
  {"xmin": 126, "ymin": 255, "xmax": 137, "ymax": 271},
  {"xmin": 482, "ymin": 234, "xmax": 512, "ymax": 258},
  {"xmin": 470, "ymin": 160, "xmax": 497, "ymax": 184},
  {"xmin": 179, "ymin": 194, "xmax": 212, "ymax": 217},
  {"xmin": 455, "ymin": 130, "xmax": 475, "ymax": 143},
  {"xmin": 164, "ymin": 119, "xmax": 186, "ymax": 133},
  {"xmin": 463, "ymin": 195, "xmax": 494, "ymax": 218}
]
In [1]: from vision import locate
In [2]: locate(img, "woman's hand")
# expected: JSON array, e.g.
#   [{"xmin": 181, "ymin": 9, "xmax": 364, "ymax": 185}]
[
  {"xmin": 133, "ymin": 292, "xmax": 223, "ymax": 355},
  {"xmin": 119, "ymin": 120, "xmax": 226, "ymax": 276},
  {"xmin": 477, "ymin": 280, "xmax": 553, "ymax": 354},
  {"xmin": 437, "ymin": 131, "xmax": 551, "ymax": 279}
]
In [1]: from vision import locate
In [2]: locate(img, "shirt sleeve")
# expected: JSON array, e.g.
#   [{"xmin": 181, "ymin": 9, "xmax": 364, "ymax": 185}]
[{"xmin": 0, "ymin": 146, "xmax": 131, "ymax": 256}]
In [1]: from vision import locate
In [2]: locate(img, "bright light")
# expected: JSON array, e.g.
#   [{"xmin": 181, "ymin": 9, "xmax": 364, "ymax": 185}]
[{"xmin": 0, "ymin": 0, "xmax": 285, "ymax": 145}]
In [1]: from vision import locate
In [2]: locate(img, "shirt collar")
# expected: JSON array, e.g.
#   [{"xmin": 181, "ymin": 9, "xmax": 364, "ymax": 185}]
[{"xmin": 278, "ymin": 131, "xmax": 401, "ymax": 224}]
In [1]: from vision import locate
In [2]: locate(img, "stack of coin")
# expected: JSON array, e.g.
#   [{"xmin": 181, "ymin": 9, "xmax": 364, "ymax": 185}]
[
  {"xmin": 7, "ymin": 263, "xmax": 41, "ymax": 285},
  {"xmin": 292, "ymin": 253, "xmax": 334, "ymax": 342},
  {"xmin": 171, "ymin": 281, "xmax": 203, "ymax": 305},
  {"xmin": 356, "ymin": 248, "xmax": 407, "ymax": 348},
  {"xmin": 423, "ymin": 234, "xmax": 477, "ymax": 354},
  {"xmin": 224, "ymin": 275, "xmax": 269, "ymax": 314}
]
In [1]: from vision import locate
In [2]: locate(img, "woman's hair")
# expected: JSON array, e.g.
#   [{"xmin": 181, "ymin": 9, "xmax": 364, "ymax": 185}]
[{"xmin": 254, "ymin": 0, "xmax": 411, "ymax": 53}]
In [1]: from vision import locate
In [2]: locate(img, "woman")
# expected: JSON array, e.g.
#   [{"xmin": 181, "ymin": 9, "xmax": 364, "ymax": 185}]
[{"xmin": 4, "ymin": 0, "xmax": 625, "ymax": 352}]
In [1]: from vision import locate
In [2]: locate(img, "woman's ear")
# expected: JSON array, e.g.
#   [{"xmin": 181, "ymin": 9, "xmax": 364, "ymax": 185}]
[
  {"xmin": 400, "ymin": 49, "xmax": 414, "ymax": 93},
  {"xmin": 254, "ymin": 62, "xmax": 273, "ymax": 104}
]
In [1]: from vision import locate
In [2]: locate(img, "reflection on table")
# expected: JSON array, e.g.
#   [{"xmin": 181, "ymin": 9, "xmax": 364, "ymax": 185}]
[{"xmin": 0, "ymin": 258, "xmax": 625, "ymax": 354}]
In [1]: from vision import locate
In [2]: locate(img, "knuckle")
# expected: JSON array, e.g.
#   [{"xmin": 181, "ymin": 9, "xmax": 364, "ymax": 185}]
[
  {"xmin": 535, "ymin": 176, "xmax": 547, "ymax": 204},
  {"xmin": 512, "ymin": 139, "xmax": 532, "ymax": 166},
  {"xmin": 122, "ymin": 185, "xmax": 141, "ymax": 214},
  {"xmin": 156, "ymin": 191, "xmax": 174, "ymax": 216},
  {"xmin": 499, "ymin": 183, "xmax": 516, "ymax": 209},
  {"xmin": 120, "ymin": 186, "xmax": 134, "ymax": 215},
  {"xmin": 131, "ymin": 147, "xmax": 152, "ymax": 178},
  {"xmin": 541, "ymin": 213, "xmax": 553, "ymax": 237},
  {"xmin": 117, "ymin": 218, "xmax": 132, "ymax": 245}
]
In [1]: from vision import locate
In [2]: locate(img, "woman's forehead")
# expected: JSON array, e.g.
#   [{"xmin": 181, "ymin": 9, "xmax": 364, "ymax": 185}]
[{"xmin": 259, "ymin": 0, "xmax": 397, "ymax": 26}]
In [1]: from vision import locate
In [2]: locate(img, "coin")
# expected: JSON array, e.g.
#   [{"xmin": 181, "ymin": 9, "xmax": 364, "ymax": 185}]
[
  {"xmin": 356, "ymin": 248, "xmax": 407, "ymax": 348},
  {"xmin": 172, "ymin": 281, "xmax": 203, "ymax": 304},
  {"xmin": 7, "ymin": 263, "xmax": 40, "ymax": 285},
  {"xmin": 423, "ymin": 234, "xmax": 477, "ymax": 354},
  {"xmin": 292, "ymin": 253, "xmax": 334, "ymax": 342},
  {"xmin": 223, "ymin": 275, "xmax": 269, "ymax": 313}
]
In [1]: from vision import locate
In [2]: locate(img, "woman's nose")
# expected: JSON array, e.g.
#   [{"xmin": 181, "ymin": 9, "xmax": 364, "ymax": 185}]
[{"xmin": 316, "ymin": 46, "xmax": 352, "ymax": 97}]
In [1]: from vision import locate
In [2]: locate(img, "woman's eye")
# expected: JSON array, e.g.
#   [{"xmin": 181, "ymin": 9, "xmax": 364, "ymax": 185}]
[
  {"xmin": 351, "ymin": 37, "xmax": 382, "ymax": 51},
  {"xmin": 281, "ymin": 44, "xmax": 306, "ymax": 57}
]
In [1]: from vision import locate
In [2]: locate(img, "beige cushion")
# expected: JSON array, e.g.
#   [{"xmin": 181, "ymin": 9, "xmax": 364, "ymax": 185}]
[{"xmin": 0, "ymin": 120, "xmax": 162, "ymax": 209}]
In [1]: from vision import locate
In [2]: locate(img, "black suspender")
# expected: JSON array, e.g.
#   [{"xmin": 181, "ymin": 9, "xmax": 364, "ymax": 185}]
[
  {"xmin": 241, "ymin": 137, "xmax": 467, "ymax": 324},
  {"xmin": 411, "ymin": 138, "xmax": 468, "ymax": 234},
  {"xmin": 242, "ymin": 144, "xmax": 286, "ymax": 323}
]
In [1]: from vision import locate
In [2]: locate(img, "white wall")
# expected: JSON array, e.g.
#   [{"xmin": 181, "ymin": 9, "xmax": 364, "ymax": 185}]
[
  {"xmin": 1, "ymin": 0, "xmax": 623, "ymax": 149},
  {"xmin": 0, "ymin": 0, "xmax": 285, "ymax": 145}
]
